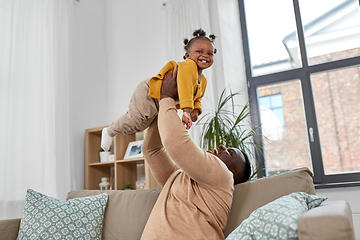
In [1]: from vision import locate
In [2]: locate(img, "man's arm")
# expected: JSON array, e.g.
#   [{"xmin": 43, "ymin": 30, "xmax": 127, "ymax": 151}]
[
  {"xmin": 141, "ymin": 68, "xmax": 181, "ymax": 187},
  {"xmin": 159, "ymin": 69, "xmax": 233, "ymax": 188},
  {"xmin": 142, "ymin": 117, "xmax": 178, "ymax": 187}
]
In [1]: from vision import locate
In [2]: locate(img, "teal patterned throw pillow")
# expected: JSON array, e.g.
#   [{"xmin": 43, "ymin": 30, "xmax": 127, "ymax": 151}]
[
  {"xmin": 226, "ymin": 192, "xmax": 327, "ymax": 240},
  {"xmin": 17, "ymin": 189, "xmax": 108, "ymax": 240}
]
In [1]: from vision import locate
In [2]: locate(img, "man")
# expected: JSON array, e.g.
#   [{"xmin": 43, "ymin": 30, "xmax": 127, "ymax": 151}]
[{"xmin": 140, "ymin": 67, "xmax": 251, "ymax": 240}]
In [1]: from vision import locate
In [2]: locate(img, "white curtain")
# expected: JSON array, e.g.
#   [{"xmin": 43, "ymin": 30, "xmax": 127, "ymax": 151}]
[
  {"xmin": 165, "ymin": 0, "xmax": 219, "ymax": 145},
  {"xmin": 0, "ymin": 0, "xmax": 73, "ymax": 220}
]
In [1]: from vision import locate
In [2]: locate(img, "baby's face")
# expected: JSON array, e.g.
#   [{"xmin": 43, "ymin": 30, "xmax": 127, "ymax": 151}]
[{"xmin": 186, "ymin": 39, "xmax": 214, "ymax": 71}]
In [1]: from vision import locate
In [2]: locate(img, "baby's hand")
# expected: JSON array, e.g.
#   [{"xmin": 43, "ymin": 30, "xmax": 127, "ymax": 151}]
[
  {"xmin": 182, "ymin": 110, "xmax": 192, "ymax": 130},
  {"xmin": 190, "ymin": 109, "xmax": 200, "ymax": 122}
]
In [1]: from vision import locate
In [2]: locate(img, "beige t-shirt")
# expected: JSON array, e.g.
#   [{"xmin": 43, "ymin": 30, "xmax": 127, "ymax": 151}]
[{"xmin": 141, "ymin": 98, "xmax": 234, "ymax": 240}]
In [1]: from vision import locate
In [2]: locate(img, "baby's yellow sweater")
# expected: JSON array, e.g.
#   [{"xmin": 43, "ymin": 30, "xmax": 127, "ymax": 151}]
[{"xmin": 148, "ymin": 59, "xmax": 207, "ymax": 114}]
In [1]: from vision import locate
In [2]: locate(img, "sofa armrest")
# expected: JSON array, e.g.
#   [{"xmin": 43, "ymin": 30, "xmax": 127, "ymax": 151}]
[
  {"xmin": 0, "ymin": 218, "xmax": 20, "ymax": 240},
  {"xmin": 298, "ymin": 200, "xmax": 356, "ymax": 240}
]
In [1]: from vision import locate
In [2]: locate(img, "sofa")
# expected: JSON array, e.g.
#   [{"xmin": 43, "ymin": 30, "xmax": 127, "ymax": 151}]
[{"xmin": 0, "ymin": 167, "xmax": 356, "ymax": 240}]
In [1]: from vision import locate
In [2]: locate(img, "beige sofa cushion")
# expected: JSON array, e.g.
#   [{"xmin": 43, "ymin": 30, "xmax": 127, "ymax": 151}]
[
  {"xmin": 298, "ymin": 200, "xmax": 356, "ymax": 240},
  {"xmin": 224, "ymin": 167, "xmax": 315, "ymax": 237},
  {"xmin": 67, "ymin": 188, "xmax": 161, "ymax": 240},
  {"xmin": 0, "ymin": 218, "xmax": 20, "ymax": 240}
]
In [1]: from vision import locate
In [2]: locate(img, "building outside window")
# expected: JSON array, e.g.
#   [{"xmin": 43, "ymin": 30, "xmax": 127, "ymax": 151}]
[{"xmin": 239, "ymin": 0, "xmax": 360, "ymax": 186}]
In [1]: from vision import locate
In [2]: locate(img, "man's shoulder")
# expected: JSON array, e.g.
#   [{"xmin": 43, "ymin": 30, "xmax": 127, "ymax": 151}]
[{"xmin": 205, "ymin": 151, "xmax": 234, "ymax": 181}]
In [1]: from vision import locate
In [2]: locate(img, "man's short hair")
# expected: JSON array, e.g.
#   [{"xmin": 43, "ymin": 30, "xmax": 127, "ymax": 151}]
[{"xmin": 239, "ymin": 150, "xmax": 251, "ymax": 184}]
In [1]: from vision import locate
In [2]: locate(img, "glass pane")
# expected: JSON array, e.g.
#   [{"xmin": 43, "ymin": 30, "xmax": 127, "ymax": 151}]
[
  {"xmin": 298, "ymin": 0, "xmax": 360, "ymax": 65},
  {"xmin": 311, "ymin": 66, "xmax": 360, "ymax": 174},
  {"xmin": 272, "ymin": 108, "xmax": 285, "ymax": 126},
  {"xmin": 244, "ymin": 0, "xmax": 302, "ymax": 76},
  {"xmin": 259, "ymin": 96, "xmax": 271, "ymax": 108},
  {"xmin": 271, "ymin": 94, "xmax": 283, "ymax": 108},
  {"xmin": 258, "ymin": 80, "xmax": 312, "ymax": 175}
]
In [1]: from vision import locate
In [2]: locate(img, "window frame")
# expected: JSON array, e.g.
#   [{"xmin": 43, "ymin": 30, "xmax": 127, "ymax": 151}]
[{"xmin": 238, "ymin": 0, "xmax": 360, "ymax": 188}]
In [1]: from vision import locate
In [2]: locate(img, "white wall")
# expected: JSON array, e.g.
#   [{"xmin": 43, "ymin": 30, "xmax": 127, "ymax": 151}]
[
  {"xmin": 105, "ymin": 0, "xmax": 167, "ymax": 122},
  {"xmin": 316, "ymin": 186, "xmax": 360, "ymax": 213},
  {"xmin": 213, "ymin": 0, "xmax": 248, "ymax": 100},
  {"xmin": 70, "ymin": 0, "xmax": 107, "ymax": 190}
]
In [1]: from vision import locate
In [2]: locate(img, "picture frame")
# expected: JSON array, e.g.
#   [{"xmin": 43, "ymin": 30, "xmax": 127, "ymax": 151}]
[{"xmin": 124, "ymin": 140, "xmax": 144, "ymax": 159}]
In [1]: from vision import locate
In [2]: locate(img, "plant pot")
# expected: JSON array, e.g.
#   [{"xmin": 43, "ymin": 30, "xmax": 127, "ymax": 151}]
[{"xmin": 99, "ymin": 152, "xmax": 110, "ymax": 163}]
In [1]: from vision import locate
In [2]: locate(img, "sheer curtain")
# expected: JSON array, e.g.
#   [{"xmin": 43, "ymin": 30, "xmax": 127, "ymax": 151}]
[
  {"xmin": 0, "ymin": 0, "xmax": 73, "ymax": 220},
  {"xmin": 165, "ymin": 0, "xmax": 219, "ymax": 144}
]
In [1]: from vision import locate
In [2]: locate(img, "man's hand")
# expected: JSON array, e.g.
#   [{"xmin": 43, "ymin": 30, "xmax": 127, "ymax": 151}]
[
  {"xmin": 190, "ymin": 109, "xmax": 199, "ymax": 122},
  {"xmin": 161, "ymin": 65, "xmax": 178, "ymax": 100}
]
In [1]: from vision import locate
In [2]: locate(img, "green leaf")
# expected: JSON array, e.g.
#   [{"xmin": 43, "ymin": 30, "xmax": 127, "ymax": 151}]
[{"xmin": 196, "ymin": 88, "xmax": 263, "ymax": 181}]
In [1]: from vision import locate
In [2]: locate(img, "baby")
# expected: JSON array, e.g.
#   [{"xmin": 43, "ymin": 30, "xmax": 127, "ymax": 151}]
[{"xmin": 101, "ymin": 29, "xmax": 216, "ymax": 151}]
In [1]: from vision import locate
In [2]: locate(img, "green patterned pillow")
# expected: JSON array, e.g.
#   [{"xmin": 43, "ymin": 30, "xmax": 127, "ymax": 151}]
[
  {"xmin": 226, "ymin": 192, "xmax": 327, "ymax": 240},
  {"xmin": 17, "ymin": 189, "xmax": 108, "ymax": 240}
]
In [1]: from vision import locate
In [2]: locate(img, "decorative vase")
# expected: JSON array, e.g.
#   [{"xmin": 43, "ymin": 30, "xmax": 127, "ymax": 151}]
[
  {"xmin": 100, "ymin": 152, "xmax": 110, "ymax": 163},
  {"xmin": 99, "ymin": 177, "xmax": 110, "ymax": 190}
]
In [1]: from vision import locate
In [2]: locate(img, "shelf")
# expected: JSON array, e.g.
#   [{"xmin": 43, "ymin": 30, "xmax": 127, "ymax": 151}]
[
  {"xmin": 85, "ymin": 126, "xmax": 161, "ymax": 190},
  {"xmin": 116, "ymin": 157, "xmax": 145, "ymax": 164},
  {"xmin": 89, "ymin": 161, "xmax": 115, "ymax": 167}
]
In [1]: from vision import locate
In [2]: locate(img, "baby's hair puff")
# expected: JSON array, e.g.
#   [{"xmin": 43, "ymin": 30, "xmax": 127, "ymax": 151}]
[{"xmin": 183, "ymin": 29, "xmax": 217, "ymax": 58}]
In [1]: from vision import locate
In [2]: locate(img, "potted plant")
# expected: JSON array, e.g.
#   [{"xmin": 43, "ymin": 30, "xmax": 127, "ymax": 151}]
[
  {"xmin": 124, "ymin": 183, "xmax": 132, "ymax": 190},
  {"xmin": 196, "ymin": 88, "xmax": 263, "ymax": 180}
]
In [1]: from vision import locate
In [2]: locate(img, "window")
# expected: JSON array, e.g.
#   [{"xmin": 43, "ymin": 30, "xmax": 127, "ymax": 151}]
[
  {"xmin": 239, "ymin": 0, "xmax": 360, "ymax": 187},
  {"xmin": 258, "ymin": 83, "xmax": 312, "ymax": 176}
]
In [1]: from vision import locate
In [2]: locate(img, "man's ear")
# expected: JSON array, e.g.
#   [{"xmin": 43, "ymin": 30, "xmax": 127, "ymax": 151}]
[{"xmin": 232, "ymin": 169, "xmax": 240, "ymax": 184}]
